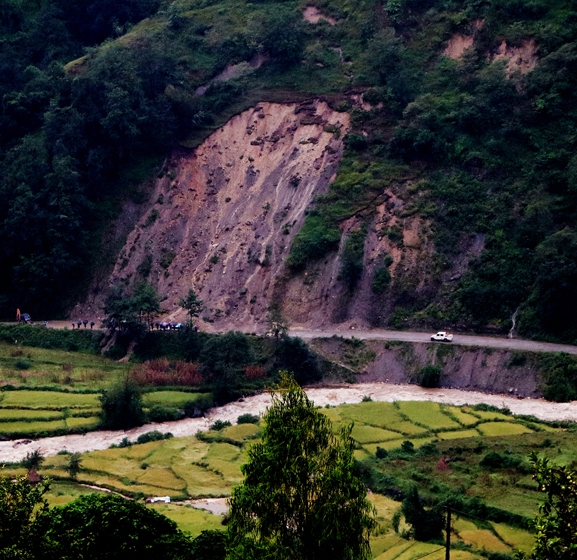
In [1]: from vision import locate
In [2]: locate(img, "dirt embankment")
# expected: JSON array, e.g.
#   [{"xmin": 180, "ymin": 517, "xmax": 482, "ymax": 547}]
[
  {"xmin": 312, "ymin": 338, "xmax": 542, "ymax": 398},
  {"xmin": 76, "ymin": 101, "xmax": 349, "ymax": 329}
]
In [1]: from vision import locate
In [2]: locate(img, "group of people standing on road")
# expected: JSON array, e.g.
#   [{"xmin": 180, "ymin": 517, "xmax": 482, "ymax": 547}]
[{"xmin": 71, "ymin": 320, "xmax": 95, "ymax": 329}]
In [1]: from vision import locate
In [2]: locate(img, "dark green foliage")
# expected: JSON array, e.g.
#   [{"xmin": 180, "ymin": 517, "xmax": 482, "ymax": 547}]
[
  {"xmin": 372, "ymin": 267, "xmax": 391, "ymax": 294},
  {"xmin": 14, "ymin": 359, "xmax": 30, "ymax": 370},
  {"xmin": 529, "ymin": 452, "xmax": 577, "ymax": 560},
  {"xmin": 190, "ymin": 530, "xmax": 226, "ymax": 560},
  {"xmin": 344, "ymin": 133, "xmax": 368, "ymax": 151},
  {"xmin": 64, "ymin": 453, "xmax": 82, "ymax": 480},
  {"xmin": 339, "ymin": 229, "xmax": 366, "ymax": 292},
  {"xmin": 275, "ymin": 336, "xmax": 321, "ymax": 385},
  {"xmin": 479, "ymin": 451, "xmax": 524, "ymax": 470},
  {"xmin": 210, "ymin": 420, "xmax": 232, "ymax": 431},
  {"xmin": 99, "ymin": 379, "xmax": 146, "ymax": 430},
  {"xmin": 401, "ymin": 440, "xmax": 415, "ymax": 454},
  {"xmin": 136, "ymin": 431, "xmax": 173, "ymax": 444},
  {"xmin": 200, "ymin": 331, "xmax": 253, "ymax": 403},
  {"xmin": 401, "ymin": 485, "xmax": 444, "ymax": 542},
  {"xmin": 0, "ymin": 326, "xmax": 104, "ymax": 353},
  {"xmin": 22, "ymin": 450, "xmax": 45, "ymax": 471},
  {"xmin": 539, "ymin": 353, "xmax": 577, "ymax": 402},
  {"xmin": 147, "ymin": 404, "xmax": 181, "ymax": 422},
  {"xmin": 227, "ymin": 375, "xmax": 376, "ymax": 560},
  {"xmin": 237, "ymin": 413, "xmax": 259, "ymax": 425},
  {"xmin": 261, "ymin": 8, "xmax": 305, "ymax": 69},
  {"xmin": 375, "ymin": 446, "xmax": 388, "ymax": 459},
  {"xmin": 178, "ymin": 289, "xmax": 203, "ymax": 327},
  {"xmin": 0, "ymin": 476, "xmax": 50, "ymax": 558},
  {"xmin": 39, "ymin": 494, "xmax": 192, "ymax": 559},
  {"xmin": 287, "ymin": 214, "xmax": 341, "ymax": 270},
  {"xmin": 419, "ymin": 364, "xmax": 441, "ymax": 388},
  {"xmin": 104, "ymin": 282, "xmax": 160, "ymax": 330}
]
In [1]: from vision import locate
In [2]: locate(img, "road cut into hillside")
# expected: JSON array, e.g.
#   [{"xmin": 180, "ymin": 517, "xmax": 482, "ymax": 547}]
[{"xmin": 1, "ymin": 383, "xmax": 576, "ymax": 464}]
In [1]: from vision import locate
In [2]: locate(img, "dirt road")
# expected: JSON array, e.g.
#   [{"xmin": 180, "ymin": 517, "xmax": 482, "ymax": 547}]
[
  {"xmin": 289, "ymin": 328, "xmax": 577, "ymax": 355},
  {"xmin": 1, "ymin": 382, "xmax": 576, "ymax": 464}
]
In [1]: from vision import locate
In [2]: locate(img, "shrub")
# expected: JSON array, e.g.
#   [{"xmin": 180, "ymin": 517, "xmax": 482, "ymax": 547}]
[
  {"xmin": 147, "ymin": 405, "xmax": 180, "ymax": 423},
  {"xmin": 344, "ymin": 133, "xmax": 367, "ymax": 150},
  {"xmin": 419, "ymin": 365, "xmax": 441, "ymax": 388},
  {"xmin": 480, "ymin": 451, "xmax": 522, "ymax": 470},
  {"xmin": 99, "ymin": 380, "xmax": 146, "ymax": 430},
  {"xmin": 131, "ymin": 360, "xmax": 202, "ymax": 386},
  {"xmin": 418, "ymin": 443, "xmax": 439, "ymax": 456},
  {"xmin": 372, "ymin": 267, "xmax": 391, "ymax": 293},
  {"xmin": 275, "ymin": 337, "xmax": 321, "ymax": 385},
  {"xmin": 244, "ymin": 365, "xmax": 267, "ymax": 380},
  {"xmin": 401, "ymin": 441, "xmax": 415, "ymax": 453},
  {"xmin": 210, "ymin": 420, "xmax": 232, "ymax": 431},
  {"xmin": 237, "ymin": 413, "xmax": 259, "ymax": 425},
  {"xmin": 159, "ymin": 251, "xmax": 176, "ymax": 270},
  {"xmin": 376, "ymin": 446, "xmax": 388, "ymax": 459},
  {"xmin": 339, "ymin": 230, "xmax": 366, "ymax": 292},
  {"xmin": 136, "ymin": 431, "xmax": 173, "ymax": 444},
  {"xmin": 15, "ymin": 360, "xmax": 31, "ymax": 370},
  {"xmin": 184, "ymin": 394, "xmax": 214, "ymax": 417},
  {"xmin": 286, "ymin": 214, "xmax": 340, "ymax": 270},
  {"xmin": 539, "ymin": 353, "xmax": 577, "ymax": 402}
]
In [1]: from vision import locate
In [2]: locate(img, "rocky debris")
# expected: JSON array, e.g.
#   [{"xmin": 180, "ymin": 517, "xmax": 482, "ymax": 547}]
[
  {"xmin": 92, "ymin": 101, "xmax": 349, "ymax": 331},
  {"xmin": 303, "ymin": 6, "xmax": 336, "ymax": 26},
  {"xmin": 492, "ymin": 39, "xmax": 539, "ymax": 74}
]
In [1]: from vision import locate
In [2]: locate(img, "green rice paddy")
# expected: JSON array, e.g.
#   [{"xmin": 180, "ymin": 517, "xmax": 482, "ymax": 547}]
[{"xmin": 27, "ymin": 398, "xmax": 567, "ymax": 560}]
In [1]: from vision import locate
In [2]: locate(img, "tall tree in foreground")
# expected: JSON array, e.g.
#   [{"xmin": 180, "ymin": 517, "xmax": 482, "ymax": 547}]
[
  {"xmin": 226, "ymin": 373, "xmax": 376, "ymax": 560},
  {"xmin": 0, "ymin": 476, "xmax": 50, "ymax": 559},
  {"xmin": 520, "ymin": 452, "xmax": 577, "ymax": 560}
]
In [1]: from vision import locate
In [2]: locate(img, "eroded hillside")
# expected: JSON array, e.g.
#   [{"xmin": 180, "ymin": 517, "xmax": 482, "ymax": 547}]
[{"xmin": 78, "ymin": 101, "xmax": 349, "ymax": 329}]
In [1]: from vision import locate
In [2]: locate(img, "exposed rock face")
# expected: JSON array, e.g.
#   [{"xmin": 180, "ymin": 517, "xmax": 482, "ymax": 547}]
[
  {"xmin": 303, "ymin": 6, "xmax": 337, "ymax": 26},
  {"xmin": 445, "ymin": 27, "xmax": 539, "ymax": 75},
  {"xmin": 492, "ymin": 39, "xmax": 539, "ymax": 74},
  {"xmin": 93, "ymin": 101, "xmax": 349, "ymax": 330}
]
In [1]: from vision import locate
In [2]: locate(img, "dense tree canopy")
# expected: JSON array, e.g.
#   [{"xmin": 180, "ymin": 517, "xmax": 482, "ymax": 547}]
[
  {"xmin": 226, "ymin": 374, "xmax": 376, "ymax": 560},
  {"xmin": 39, "ymin": 493, "xmax": 192, "ymax": 560},
  {"xmin": 1, "ymin": 0, "xmax": 577, "ymax": 343},
  {"xmin": 524, "ymin": 453, "xmax": 577, "ymax": 560}
]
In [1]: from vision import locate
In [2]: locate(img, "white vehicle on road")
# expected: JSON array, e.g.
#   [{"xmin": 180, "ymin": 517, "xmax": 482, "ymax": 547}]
[{"xmin": 431, "ymin": 331, "xmax": 453, "ymax": 342}]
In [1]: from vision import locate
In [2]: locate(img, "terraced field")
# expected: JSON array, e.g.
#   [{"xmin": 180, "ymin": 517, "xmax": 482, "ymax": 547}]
[
  {"xmin": 23, "ymin": 399, "xmax": 566, "ymax": 559},
  {"xmin": 321, "ymin": 400, "xmax": 555, "ymax": 451},
  {"xmin": 0, "ymin": 387, "xmax": 209, "ymax": 438}
]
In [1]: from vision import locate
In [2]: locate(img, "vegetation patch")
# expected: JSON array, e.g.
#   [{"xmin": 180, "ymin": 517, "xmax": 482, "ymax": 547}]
[
  {"xmin": 477, "ymin": 422, "xmax": 534, "ymax": 437},
  {"xmin": 397, "ymin": 402, "xmax": 461, "ymax": 431}
]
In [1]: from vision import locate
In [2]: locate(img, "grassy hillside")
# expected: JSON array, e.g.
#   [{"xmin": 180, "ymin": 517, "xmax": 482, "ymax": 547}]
[{"xmin": 1, "ymin": 0, "xmax": 576, "ymax": 341}]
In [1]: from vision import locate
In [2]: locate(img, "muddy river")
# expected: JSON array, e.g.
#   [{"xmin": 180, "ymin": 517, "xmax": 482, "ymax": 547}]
[{"xmin": 1, "ymin": 383, "xmax": 576, "ymax": 464}]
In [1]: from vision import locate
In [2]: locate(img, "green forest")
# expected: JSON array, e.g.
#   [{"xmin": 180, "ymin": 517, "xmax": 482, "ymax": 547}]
[{"xmin": 1, "ymin": 0, "xmax": 577, "ymax": 342}]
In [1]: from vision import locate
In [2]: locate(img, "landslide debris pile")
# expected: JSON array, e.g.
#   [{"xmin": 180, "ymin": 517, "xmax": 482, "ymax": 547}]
[{"xmin": 102, "ymin": 101, "xmax": 349, "ymax": 330}]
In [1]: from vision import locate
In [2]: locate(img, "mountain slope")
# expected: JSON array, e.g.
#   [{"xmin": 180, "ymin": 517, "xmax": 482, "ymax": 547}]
[{"xmin": 2, "ymin": 0, "xmax": 577, "ymax": 342}]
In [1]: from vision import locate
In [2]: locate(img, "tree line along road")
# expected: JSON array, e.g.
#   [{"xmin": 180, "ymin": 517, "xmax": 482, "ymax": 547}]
[
  {"xmin": 288, "ymin": 328, "xmax": 577, "ymax": 356},
  {"xmin": 6, "ymin": 322, "xmax": 577, "ymax": 356}
]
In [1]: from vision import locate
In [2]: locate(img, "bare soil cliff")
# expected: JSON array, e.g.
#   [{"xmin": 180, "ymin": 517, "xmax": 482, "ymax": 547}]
[{"xmin": 77, "ymin": 101, "xmax": 350, "ymax": 329}]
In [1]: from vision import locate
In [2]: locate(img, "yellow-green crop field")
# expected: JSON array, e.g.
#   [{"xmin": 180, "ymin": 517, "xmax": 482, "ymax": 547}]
[
  {"xmin": 0, "ymin": 386, "xmax": 207, "ymax": 437},
  {"xmin": 27, "ymin": 399, "xmax": 571, "ymax": 560}
]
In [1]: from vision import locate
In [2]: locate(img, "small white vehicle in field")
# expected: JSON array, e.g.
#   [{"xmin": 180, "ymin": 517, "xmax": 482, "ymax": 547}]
[{"xmin": 430, "ymin": 331, "xmax": 453, "ymax": 342}]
